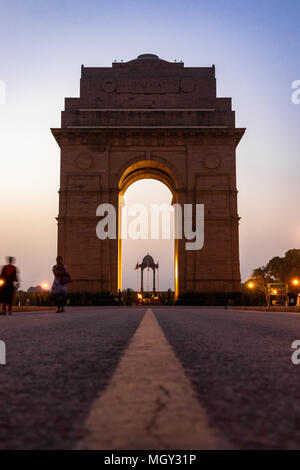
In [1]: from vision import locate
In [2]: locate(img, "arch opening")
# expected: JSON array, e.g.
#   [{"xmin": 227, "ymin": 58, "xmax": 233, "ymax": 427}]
[
  {"xmin": 118, "ymin": 161, "xmax": 178, "ymax": 299},
  {"xmin": 119, "ymin": 160, "xmax": 177, "ymax": 199}
]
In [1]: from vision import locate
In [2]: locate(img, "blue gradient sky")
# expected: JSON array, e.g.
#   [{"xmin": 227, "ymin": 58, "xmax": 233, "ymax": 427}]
[{"xmin": 0, "ymin": 0, "xmax": 299, "ymax": 289}]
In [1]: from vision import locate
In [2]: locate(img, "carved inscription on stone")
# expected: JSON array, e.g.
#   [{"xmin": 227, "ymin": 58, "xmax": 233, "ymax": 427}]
[{"xmin": 117, "ymin": 78, "xmax": 180, "ymax": 94}]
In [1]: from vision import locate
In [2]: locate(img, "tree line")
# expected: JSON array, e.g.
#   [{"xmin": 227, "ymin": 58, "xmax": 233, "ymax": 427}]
[{"xmin": 247, "ymin": 249, "xmax": 300, "ymax": 294}]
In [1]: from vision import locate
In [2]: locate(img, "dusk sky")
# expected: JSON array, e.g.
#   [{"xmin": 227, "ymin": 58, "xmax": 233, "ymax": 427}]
[{"xmin": 0, "ymin": 0, "xmax": 299, "ymax": 290}]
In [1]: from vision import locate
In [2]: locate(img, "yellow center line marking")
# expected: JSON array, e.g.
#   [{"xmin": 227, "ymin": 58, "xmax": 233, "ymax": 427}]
[{"xmin": 78, "ymin": 308, "xmax": 229, "ymax": 450}]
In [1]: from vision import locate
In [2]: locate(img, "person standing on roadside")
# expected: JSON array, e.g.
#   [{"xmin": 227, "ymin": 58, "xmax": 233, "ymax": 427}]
[
  {"xmin": 0, "ymin": 256, "xmax": 19, "ymax": 315},
  {"xmin": 51, "ymin": 256, "xmax": 71, "ymax": 313}
]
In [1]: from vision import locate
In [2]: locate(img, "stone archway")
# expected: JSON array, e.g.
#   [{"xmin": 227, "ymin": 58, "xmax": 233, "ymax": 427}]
[{"xmin": 51, "ymin": 54, "xmax": 245, "ymax": 297}]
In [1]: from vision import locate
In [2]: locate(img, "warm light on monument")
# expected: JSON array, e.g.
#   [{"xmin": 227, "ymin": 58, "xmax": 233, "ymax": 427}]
[{"xmin": 51, "ymin": 54, "xmax": 245, "ymax": 297}]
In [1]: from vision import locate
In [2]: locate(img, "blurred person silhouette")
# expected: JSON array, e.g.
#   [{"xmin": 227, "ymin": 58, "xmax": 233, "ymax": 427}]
[
  {"xmin": 0, "ymin": 256, "xmax": 19, "ymax": 315},
  {"xmin": 118, "ymin": 289, "xmax": 123, "ymax": 306},
  {"xmin": 51, "ymin": 256, "xmax": 71, "ymax": 313}
]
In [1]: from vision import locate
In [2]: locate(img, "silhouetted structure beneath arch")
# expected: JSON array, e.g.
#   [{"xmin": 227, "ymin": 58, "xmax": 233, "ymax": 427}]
[{"xmin": 139, "ymin": 254, "xmax": 158, "ymax": 292}]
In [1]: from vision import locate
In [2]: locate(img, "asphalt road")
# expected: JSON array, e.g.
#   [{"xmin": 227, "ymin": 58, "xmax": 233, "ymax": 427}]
[
  {"xmin": 0, "ymin": 307, "xmax": 145, "ymax": 450},
  {"xmin": 154, "ymin": 307, "xmax": 300, "ymax": 450},
  {"xmin": 1, "ymin": 306, "xmax": 300, "ymax": 449}
]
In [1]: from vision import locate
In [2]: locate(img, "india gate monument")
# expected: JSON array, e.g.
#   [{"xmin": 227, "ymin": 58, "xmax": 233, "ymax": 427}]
[{"xmin": 51, "ymin": 54, "xmax": 245, "ymax": 299}]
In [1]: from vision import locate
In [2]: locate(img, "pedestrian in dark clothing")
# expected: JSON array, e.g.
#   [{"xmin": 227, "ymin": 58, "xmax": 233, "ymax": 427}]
[
  {"xmin": 51, "ymin": 256, "xmax": 71, "ymax": 313},
  {"xmin": 118, "ymin": 289, "xmax": 123, "ymax": 306},
  {"xmin": 0, "ymin": 256, "xmax": 19, "ymax": 315}
]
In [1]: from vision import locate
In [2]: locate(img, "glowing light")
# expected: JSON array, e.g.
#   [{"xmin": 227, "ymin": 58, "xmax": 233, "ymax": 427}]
[
  {"xmin": 42, "ymin": 282, "xmax": 49, "ymax": 290},
  {"xmin": 292, "ymin": 279, "xmax": 299, "ymax": 286},
  {"xmin": 0, "ymin": 279, "xmax": 4, "ymax": 286},
  {"xmin": 273, "ymin": 289, "xmax": 278, "ymax": 295},
  {"xmin": 175, "ymin": 250, "xmax": 179, "ymax": 299},
  {"xmin": 247, "ymin": 282, "xmax": 254, "ymax": 289},
  {"xmin": 138, "ymin": 293, "xmax": 142, "ymax": 299}
]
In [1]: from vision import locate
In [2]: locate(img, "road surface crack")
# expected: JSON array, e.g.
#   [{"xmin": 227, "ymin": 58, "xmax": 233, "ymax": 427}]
[{"xmin": 145, "ymin": 384, "xmax": 170, "ymax": 448}]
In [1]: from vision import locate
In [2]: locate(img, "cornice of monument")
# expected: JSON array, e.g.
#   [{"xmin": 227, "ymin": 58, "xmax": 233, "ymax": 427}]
[{"xmin": 51, "ymin": 127, "xmax": 245, "ymax": 147}]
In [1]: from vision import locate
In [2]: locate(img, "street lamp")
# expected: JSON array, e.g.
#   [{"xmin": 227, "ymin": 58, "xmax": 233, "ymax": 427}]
[
  {"xmin": 292, "ymin": 279, "xmax": 300, "ymax": 308},
  {"xmin": 247, "ymin": 281, "xmax": 255, "ymax": 306},
  {"xmin": 41, "ymin": 282, "xmax": 49, "ymax": 291}
]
